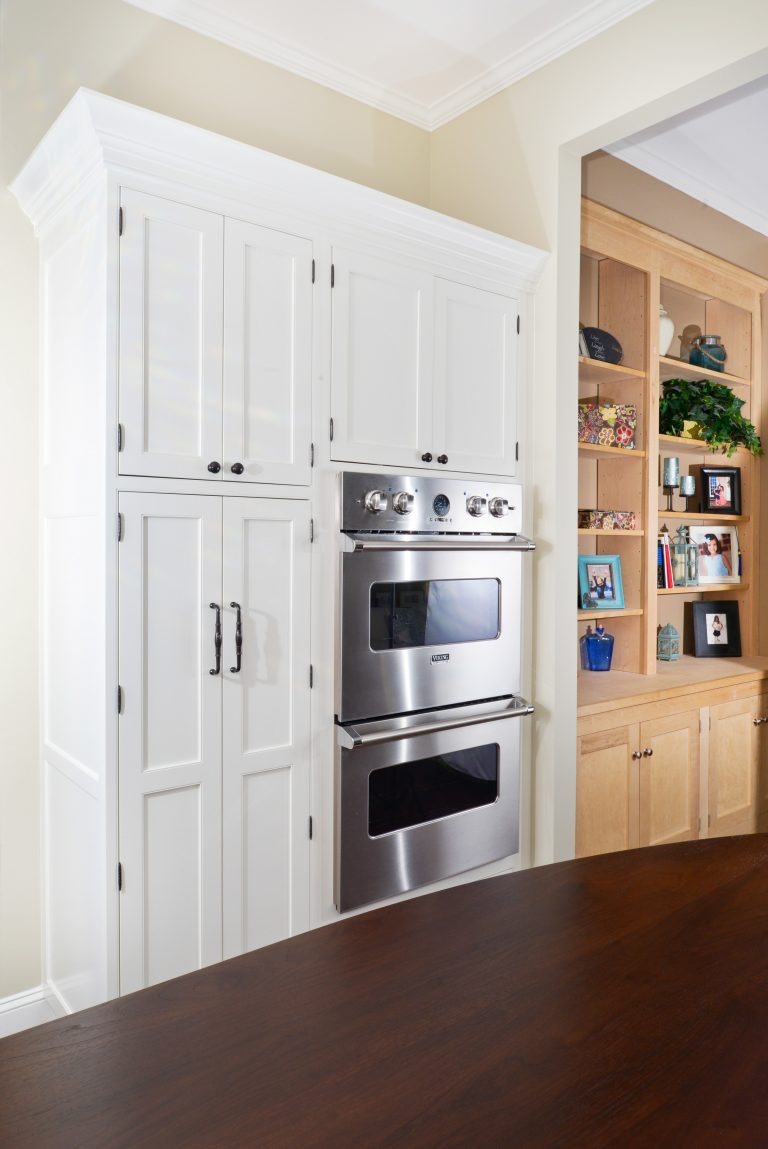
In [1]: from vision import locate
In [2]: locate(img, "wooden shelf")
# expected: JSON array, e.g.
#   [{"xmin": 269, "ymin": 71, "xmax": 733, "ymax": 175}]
[
  {"xmin": 578, "ymin": 608, "xmax": 644, "ymax": 621},
  {"xmin": 657, "ymin": 434, "xmax": 749, "ymax": 456},
  {"xmin": 659, "ymin": 356, "xmax": 751, "ymax": 388},
  {"xmin": 578, "ymin": 357, "xmax": 645, "ymax": 385},
  {"xmin": 578, "ymin": 528, "xmax": 645, "ymax": 537},
  {"xmin": 578, "ymin": 443, "xmax": 646, "ymax": 459},
  {"xmin": 659, "ymin": 510, "xmax": 749, "ymax": 524},
  {"xmin": 658, "ymin": 583, "xmax": 748, "ymax": 595}
]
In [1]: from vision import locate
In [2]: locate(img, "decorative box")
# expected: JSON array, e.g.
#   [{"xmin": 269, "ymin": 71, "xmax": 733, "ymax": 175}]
[
  {"xmin": 578, "ymin": 509, "xmax": 638, "ymax": 531},
  {"xmin": 578, "ymin": 402, "xmax": 637, "ymax": 449}
]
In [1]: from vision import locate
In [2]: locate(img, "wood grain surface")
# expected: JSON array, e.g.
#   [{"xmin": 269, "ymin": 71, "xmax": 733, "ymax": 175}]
[{"xmin": 3, "ymin": 836, "xmax": 768, "ymax": 1147}]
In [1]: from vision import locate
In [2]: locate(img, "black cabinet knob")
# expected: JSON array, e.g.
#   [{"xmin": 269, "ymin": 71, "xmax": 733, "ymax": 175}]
[
  {"xmin": 207, "ymin": 461, "xmax": 221, "ymax": 473},
  {"xmin": 230, "ymin": 462, "xmax": 245, "ymax": 475},
  {"xmin": 421, "ymin": 452, "xmax": 433, "ymax": 463},
  {"xmin": 437, "ymin": 454, "xmax": 448, "ymax": 465}
]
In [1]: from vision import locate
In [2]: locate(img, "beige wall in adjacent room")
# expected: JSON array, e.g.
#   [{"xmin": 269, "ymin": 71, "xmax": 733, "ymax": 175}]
[
  {"xmin": 0, "ymin": 0, "xmax": 430, "ymax": 1000},
  {"xmin": 429, "ymin": 0, "xmax": 768, "ymax": 866}
]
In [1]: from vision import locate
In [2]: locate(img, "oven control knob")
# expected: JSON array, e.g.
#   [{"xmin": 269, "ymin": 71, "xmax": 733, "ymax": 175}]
[
  {"xmin": 392, "ymin": 491, "xmax": 414, "ymax": 515},
  {"xmin": 364, "ymin": 490, "xmax": 388, "ymax": 514},
  {"xmin": 466, "ymin": 496, "xmax": 487, "ymax": 517},
  {"xmin": 489, "ymin": 497, "xmax": 511, "ymax": 518}
]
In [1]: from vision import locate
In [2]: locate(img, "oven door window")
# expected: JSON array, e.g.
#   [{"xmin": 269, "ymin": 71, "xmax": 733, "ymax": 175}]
[
  {"xmin": 369, "ymin": 579, "xmax": 500, "ymax": 651},
  {"xmin": 368, "ymin": 744, "xmax": 499, "ymax": 837}
]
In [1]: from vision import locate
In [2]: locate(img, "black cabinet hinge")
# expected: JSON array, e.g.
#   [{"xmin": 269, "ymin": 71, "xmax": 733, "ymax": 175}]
[
  {"xmin": 310, "ymin": 518, "xmax": 315, "ymax": 543},
  {"xmin": 329, "ymin": 417, "xmax": 334, "ymax": 442},
  {"xmin": 117, "ymin": 513, "xmax": 123, "ymax": 542},
  {"xmin": 309, "ymin": 664, "xmax": 314, "ymax": 688},
  {"xmin": 117, "ymin": 423, "xmax": 124, "ymax": 452},
  {"xmin": 309, "ymin": 816, "xmax": 313, "ymax": 841},
  {"xmin": 515, "ymin": 442, "xmax": 519, "ymax": 462},
  {"xmin": 311, "ymin": 258, "xmax": 315, "ymax": 284},
  {"xmin": 119, "ymin": 207, "xmax": 124, "ymax": 237},
  {"xmin": 117, "ymin": 685, "xmax": 123, "ymax": 713},
  {"xmin": 117, "ymin": 862, "xmax": 123, "ymax": 891},
  {"xmin": 310, "ymin": 442, "xmax": 315, "ymax": 468},
  {"xmin": 331, "ymin": 263, "xmax": 335, "ymax": 288},
  {"xmin": 516, "ymin": 314, "xmax": 520, "ymax": 334}
]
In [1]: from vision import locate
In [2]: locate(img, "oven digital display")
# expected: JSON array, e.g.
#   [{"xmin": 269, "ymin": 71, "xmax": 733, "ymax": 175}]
[
  {"xmin": 369, "ymin": 579, "xmax": 500, "ymax": 651},
  {"xmin": 368, "ymin": 744, "xmax": 499, "ymax": 836}
]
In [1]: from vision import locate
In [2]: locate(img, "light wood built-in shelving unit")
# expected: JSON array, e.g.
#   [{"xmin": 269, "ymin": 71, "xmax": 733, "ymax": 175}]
[{"xmin": 579, "ymin": 199, "xmax": 768, "ymax": 698}]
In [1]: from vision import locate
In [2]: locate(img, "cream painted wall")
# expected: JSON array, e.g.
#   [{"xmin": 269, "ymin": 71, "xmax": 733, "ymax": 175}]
[
  {"xmin": 429, "ymin": 0, "xmax": 768, "ymax": 865},
  {"xmin": 0, "ymin": 0, "xmax": 430, "ymax": 1000}
]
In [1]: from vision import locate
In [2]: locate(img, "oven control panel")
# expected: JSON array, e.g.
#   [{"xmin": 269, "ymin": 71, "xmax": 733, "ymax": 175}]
[{"xmin": 340, "ymin": 472, "xmax": 523, "ymax": 534}]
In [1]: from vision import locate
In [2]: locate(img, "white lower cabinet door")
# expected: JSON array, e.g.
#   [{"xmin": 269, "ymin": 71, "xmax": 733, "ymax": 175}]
[
  {"xmin": 222, "ymin": 497, "xmax": 311, "ymax": 959},
  {"xmin": 118, "ymin": 493, "xmax": 223, "ymax": 994}
]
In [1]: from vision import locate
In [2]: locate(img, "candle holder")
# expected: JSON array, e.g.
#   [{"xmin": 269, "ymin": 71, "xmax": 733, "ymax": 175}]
[
  {"xmin": 662, "ymin": 456, "xmax": 680, "ymax": 512},
  {"xmin": 679, "ymin": 474, "xmax": 696, "ymax": 513}
]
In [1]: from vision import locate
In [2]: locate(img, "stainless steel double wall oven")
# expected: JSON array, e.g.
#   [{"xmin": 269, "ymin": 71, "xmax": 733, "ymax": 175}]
[{"xmin": 335, "ymin": 471, "xmax": 534, "ymax": 912}]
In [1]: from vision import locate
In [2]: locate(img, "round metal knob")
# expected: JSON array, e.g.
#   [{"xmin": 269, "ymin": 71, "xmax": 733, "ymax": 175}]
[
  {"xmin": 230, "ymin": 462, "xmax": 245, "ymax": 475},
  {"xmin": 392, "ymin": 491, "xmax": 414, "ymax": 516},
  {"xmin": 754, "ymin": 718, "xmax": 761, "ymax": 726},
  {"xmin": 489, "ymin": 497, "xmax": 510, "ymax": 518},
  {"xmin": 437, "ymin": 454, "xmax": 448, "ymax": 465},
  {"xmin": 632, "ymin": 750, "xmax": 642, "ymax": 760},
  {"xmin": 364, "ymin": 490, "xmax": 387, "ymax": 514},
  {"xmin": 421, "ymin": 452, "xmax": 433, "ymax": 463},
  {"xmin": 466, "ymin": 496, "xmax": 487, "ymax": 517},
  {"xmin": 207, "ymin": 461, "xmax": 221, "ymax": 473},
  {"xmin": 643, "ymin": 747, "xmax": 654, "ymax": 757}
]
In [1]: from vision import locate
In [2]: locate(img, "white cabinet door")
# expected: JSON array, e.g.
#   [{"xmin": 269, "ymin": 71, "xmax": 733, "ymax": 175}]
[
  {"xmin": 330, "ymin": 247, "xmax": 433, "ymax": 469},
  {"xmin": 118, "ymin": 493, "xmax": 223, "ymax": 994},
  {"xmin": 433, "ymin": 279, "xmax": 519, "ymax": 477},
  {"xmin": 223, "ymin": 219, "xmax": 313, "ymax": 485},
  {"xmin": 222, "ymin": 498, "xmax": 311, "ymax": 958},
  {"xmin": 119, "ymin": 190, "xmax": 223, "ymax": 480}
]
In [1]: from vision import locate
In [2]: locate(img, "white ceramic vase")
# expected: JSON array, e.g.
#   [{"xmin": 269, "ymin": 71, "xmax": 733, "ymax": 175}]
[{"xmin": 659, "ymin": 305, "xmax": 675, "ymax": 356}]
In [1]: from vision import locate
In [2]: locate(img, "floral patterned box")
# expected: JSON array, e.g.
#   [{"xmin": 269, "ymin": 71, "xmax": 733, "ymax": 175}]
[
  {"xmin": 578, "ymin": 402, "xmax": 637, "ymax": 449},
  {"xmin": 578, "ymin": 509, "xmax": 638, "ymax": 531}
]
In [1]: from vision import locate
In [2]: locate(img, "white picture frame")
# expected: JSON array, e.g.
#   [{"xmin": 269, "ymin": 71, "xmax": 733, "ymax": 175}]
[{"xmin": 688, "ymin": 524, "xmax": 740, "ymax": 585}]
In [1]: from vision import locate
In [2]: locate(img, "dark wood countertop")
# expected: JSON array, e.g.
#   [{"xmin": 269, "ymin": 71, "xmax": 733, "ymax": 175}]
[{"xmin": 4, "ymin": 836, "xmax": 768, "ymax": 1147}]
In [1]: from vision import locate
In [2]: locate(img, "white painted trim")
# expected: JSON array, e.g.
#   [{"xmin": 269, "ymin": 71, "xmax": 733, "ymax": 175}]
[
  {"xmin": 11, "ymin": 90, "xmax": 548, "ymax": 290},
  {"xmin": 122, "ymin": 0, "xmax": 655, "ymax": 131},
  {"xmin": 0, "ymin": 984, "xmax": 67, "ymax": 1038}
]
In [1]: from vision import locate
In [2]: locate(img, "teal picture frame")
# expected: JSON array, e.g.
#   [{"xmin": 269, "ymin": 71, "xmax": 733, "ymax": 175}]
[{"xmin": 578, "ymin": 554, "xmax": 625, "ymax": 610}]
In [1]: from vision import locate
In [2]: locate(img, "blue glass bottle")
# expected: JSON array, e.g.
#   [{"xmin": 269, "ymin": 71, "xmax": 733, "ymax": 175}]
[
  {"xmin": 582, "ymin": 624, "xmax": 614, "ymax": 671},
  {"xmin": 689, "ymin": 334, "xmax": 726, "ymax": 372}
]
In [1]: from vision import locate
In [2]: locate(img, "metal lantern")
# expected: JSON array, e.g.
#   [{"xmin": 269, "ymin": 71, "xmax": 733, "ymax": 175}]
[
  {"xmin": 672, "ymin": 525, "xmax": 699, "ymax": 588},
  {"xmin": 657, "ymin": 623, "xmax": 681, "ymax": 662}
]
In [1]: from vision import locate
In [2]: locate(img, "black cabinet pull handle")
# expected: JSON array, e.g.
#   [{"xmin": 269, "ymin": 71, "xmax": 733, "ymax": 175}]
[
  {"xmin": 207, "ymin": 461, "xmax": 221, "ymax": 473},
  {"xmin": 230, "ymin": 462, "xmax": 244, "ymax": 475},
  {"xmin": 230, "ymin": 601, "xmax": 242, "ymax": 673},
  {"xmin": 437, "ymin": 454, "xmax": 448, "ymax": 465},
  {"xmin": 209, "ymin": 603, "xmax": 222, "ymax": 675},
  {"xmin": 421, "ymin": 452, "xmax": 433, "ymax": 463}
]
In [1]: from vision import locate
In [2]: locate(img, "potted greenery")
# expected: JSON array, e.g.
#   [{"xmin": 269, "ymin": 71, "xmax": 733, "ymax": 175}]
[{"xmin": 659, "ymin": 377, "xmax": 762, "ymax": 457}]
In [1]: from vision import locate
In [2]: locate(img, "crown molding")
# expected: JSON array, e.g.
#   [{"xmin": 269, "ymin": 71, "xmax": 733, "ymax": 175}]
[
  {"xmin": 11, "ymin": 89, "xmax": 548, "ymax": 289},
  {"xmin": 124, "ymin": 0, "xmax": 655, "ymax": 131}
]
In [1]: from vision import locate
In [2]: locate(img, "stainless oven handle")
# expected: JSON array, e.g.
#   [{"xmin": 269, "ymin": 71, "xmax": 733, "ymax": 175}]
[
  {"xmin": 342, "ymin": 532, "xmax": 535, "ymax": 552},
  {"xmin": 337, "ymin": 697, "xmax": 534, "ymax": 749}
]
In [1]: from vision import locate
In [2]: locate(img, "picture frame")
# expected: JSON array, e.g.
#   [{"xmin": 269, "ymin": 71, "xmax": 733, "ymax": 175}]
[
  {"xmin": 689, "ymin": 600, "xmax": 741, "ymax": 658},
  {"xmin": 688, "ymin": 525, "xmax": 740, "ymax": 585},
  {"xmin": 694, "ymin": 465, "xmax": 742, "ymax": 516},
  {"xmin": 578, "ymin": 554, "xmax": 625, "ymax": 610}
]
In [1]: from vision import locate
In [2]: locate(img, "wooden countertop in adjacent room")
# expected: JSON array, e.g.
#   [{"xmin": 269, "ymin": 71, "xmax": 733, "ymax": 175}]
[
  {"xmin": 4, "ymin": 837, "xmax": 768, "ymax": 1146},
  {"xmin": 578, "ymin": 654, "xmax": 768, "ymax": 717}
]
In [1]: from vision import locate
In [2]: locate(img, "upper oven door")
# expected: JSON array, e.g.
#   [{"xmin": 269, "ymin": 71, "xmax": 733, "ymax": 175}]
[{"xmin": 339, "ymin": 546, "xmax": 522, "ymax": 722}]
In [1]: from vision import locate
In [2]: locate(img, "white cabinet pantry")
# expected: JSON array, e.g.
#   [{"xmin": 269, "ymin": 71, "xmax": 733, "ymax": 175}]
[
  {"xmin": 330, "ymin": 248, "xmax": 521, "ymax": 476},
  {"xmin": 12, "ymin": 89, "xmax": 545, "ymax": 1013}
]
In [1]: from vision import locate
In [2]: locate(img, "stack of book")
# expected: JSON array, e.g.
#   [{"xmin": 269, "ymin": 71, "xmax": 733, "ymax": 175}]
[{"xmin": 657, "ymin": 532, "xmax": 674, "ymax": 588}]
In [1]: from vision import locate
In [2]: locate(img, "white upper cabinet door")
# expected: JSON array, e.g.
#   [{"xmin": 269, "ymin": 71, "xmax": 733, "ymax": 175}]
[
  {"xmin": 222, "ymin": 498, "xmax": 311, "ymax": 960},
  {"xmin": 433, "ymin": 279, "xmax": 519, "ymax": 477},
  {"xmin": 118, "ymin": 190, "xmax": 224, "ymax": 480},
  {"xmin": 330, "ymin": 248, "xmax": 434, "ymax": 469},
  {"xmin": 118, "ymin": 493, "xmax": 223, "ymax": 995},
  {"xmin": 223, "ymin": 219, "xmax": 313, "ymax": 485}
]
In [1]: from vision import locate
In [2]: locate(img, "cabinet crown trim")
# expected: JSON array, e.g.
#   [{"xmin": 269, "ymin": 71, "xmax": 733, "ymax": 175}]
[{"xmin": 12, "ymin": 89, "xmax": 548, "ymax": 289}]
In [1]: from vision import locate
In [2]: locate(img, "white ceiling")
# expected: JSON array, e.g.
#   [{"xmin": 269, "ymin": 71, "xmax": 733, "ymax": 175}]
[
  {"xmin": 607, "ymin": 76, "xmax": 768, "ymax": 237},
  {"xmin": 125, "ymin": 0, "xmax": 655, "ymax": 129}
]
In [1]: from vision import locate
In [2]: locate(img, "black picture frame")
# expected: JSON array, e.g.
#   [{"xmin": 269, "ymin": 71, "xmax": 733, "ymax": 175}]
[
  {"xmin": 695, "ymin": 465, "xmax": 742, "ymax": 516},
  {"xmin": 690, "ymin": 600, "xmax": 741, "ymax": 657}
]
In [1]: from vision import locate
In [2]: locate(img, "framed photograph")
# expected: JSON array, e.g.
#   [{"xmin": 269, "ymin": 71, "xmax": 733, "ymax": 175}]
[
  {"xmin": 578, "ymin": 554, "xmax": 625, "ymax": 610},
  {"xmin": 690, "ymin": 600, "xmax": 741, "ymax": 658},
  {"xmin": 694, "ymin": 465, "xmax": 742, "ymax": 516},
  {"xmin": 688, "ymin": 525, "xmax": 740, "ymax": 585}
]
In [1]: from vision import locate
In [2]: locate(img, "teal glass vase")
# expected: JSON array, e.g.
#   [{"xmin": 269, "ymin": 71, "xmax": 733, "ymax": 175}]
[{"xmin": 689, "ymin": 334, "xmax": 726, "ymax": 372}]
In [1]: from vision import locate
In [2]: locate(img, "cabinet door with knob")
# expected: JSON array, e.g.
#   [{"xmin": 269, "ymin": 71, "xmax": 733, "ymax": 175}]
[
  {"xmin": 708, "ymin": 697, "xmax": 760, "ymax": 837},
  {"xmin": 637, "ymin": 711, "xmax": 700, "ymax": 847},
  {"xmin": 576, "ymin": 724, "xmax": 640, "ymax": 857}
]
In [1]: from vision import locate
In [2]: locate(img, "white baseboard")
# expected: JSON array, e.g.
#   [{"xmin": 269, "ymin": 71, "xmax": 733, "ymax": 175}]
[{"xmin": 0, "ymin": 983, "xmax": 68, "ymax": 1039}]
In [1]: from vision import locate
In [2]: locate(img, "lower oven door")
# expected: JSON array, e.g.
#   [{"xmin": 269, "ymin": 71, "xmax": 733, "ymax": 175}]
[{"xmin": 334, "ymin": 697, "xmax": 532, "ymax": 913}]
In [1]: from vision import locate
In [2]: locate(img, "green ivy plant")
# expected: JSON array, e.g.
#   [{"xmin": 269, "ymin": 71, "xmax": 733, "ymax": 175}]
[{"xmin": 659, "ymin": 377, "xmax": 762, "ymax": 457}]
